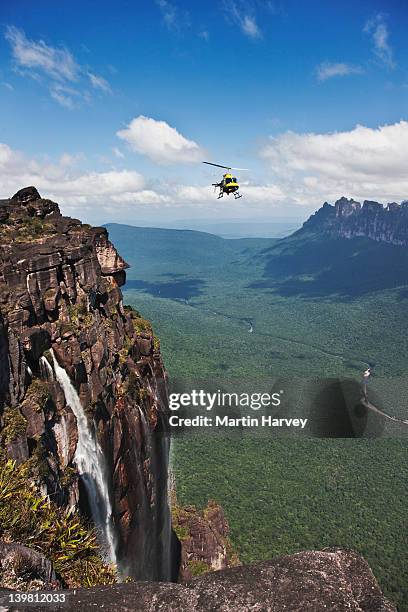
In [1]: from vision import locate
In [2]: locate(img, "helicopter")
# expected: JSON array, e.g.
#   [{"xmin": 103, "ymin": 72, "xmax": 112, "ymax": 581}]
[{"xmin": 203, "ymin": 161, "xmax": 248, "ymax": 200}]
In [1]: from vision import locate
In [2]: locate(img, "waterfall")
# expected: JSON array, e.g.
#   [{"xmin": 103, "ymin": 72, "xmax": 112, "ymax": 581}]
[
  {"xmin": 39, "ymin": 356, "xmax": 54, "ymax": 381},
  {"xmin": 160, "ymin": 431, "xmax": 172, "ymax": 581},
  {"xmin": 143, "ymin": 384, "xmax": 173, "ymax": 581},
  {"xmin": 49, "ymin": 350, "xmax": 118, "ymax": 568}
]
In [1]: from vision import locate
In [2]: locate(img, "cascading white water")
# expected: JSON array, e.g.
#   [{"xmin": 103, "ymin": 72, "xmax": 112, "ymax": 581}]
[
  {"xmin": 49, "ymin": 350, "xmax": 118, "ymax": 567},
  {"xmin": 39, "ymin": 356, "xmax": 54, "ymax": 381}
]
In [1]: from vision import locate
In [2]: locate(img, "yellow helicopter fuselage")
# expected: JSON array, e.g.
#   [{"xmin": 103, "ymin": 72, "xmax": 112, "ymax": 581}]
[{"xmin": 222, "ymin": 173, "xmax": 239, "ymax": 193}]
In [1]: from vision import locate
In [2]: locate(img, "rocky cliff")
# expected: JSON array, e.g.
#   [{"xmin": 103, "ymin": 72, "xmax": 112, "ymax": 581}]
[
  {"xmin": 0, "ymin": 548, "xmax": 396, "ymax": 611},
  {"xmin": 171, "ymin": 498, "xmax": 240, "ymax": 581},
  {"xmin": 0, "ymin": 187, "xmax": 175, "ymax": 581},
  {"xmin": 302, "ymin": 196, "xmax": 408, "ymax": 245}
]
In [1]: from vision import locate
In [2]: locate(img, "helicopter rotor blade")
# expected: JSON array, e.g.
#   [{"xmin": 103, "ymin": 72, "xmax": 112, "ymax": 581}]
[
  {"xmin": 203, "ymin": 161, "xmax": 231, "ymax": 170},
  {"xmin": 203, "ymin": 162, "xmax": 250, "ymax": 171}
]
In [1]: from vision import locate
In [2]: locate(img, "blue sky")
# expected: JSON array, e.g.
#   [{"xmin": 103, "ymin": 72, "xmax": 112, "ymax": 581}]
[{"xmin": 0, "ymin": 0, "xmax": 407, "ymax": 225}]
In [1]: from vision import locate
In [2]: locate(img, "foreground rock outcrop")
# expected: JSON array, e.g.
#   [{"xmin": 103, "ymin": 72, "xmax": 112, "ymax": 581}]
[
  {"xmin": 303, "ymin": 196, "xmax": 408, "ymax": 246},
  {"xmin": 0, "ymin": 549, "xmax": 396, "ymax": 611},
  {"xmin": 171, "ymin": 498, "xmax": 240, "ymax": 581},
  {"xmin": 0, "ymin": 187, "xmax": 175, "ymax": 581},
  {"xmin": 0, "ymin": 541, "xmax": 59, "ymax": 591}
]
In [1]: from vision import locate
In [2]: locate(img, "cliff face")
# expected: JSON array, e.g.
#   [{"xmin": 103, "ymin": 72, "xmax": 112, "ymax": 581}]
[
  {"xmin": 0, "ymin": 187, "xmax": 174, "ymax": 580},
  {"xmin": 171, "ymin": 498, "xmax": 240, "ymax": 581},
  {"xmin": 302, "ymin": 196, "xmax": 408, "ymax": 245}
]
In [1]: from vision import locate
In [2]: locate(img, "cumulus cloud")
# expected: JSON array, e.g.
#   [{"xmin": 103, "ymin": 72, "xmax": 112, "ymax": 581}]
[
  {"xmin": 316, "ymin": 62, "xmax": 363, "ymax": 81},
  {"xmin": 50, "ymin": 170, "xmax": 145, "ymax": 197},
  {"xmin": 0, "ymin": 142, "xmax": 212, "ymax": 219},
  {"xmin": 173, "ymin": 185, "xmax": 214, "ymax": 202},
  {"xmin": 364, "ymin": 14, "xmax": 395, "ymax": 69},
  {"xmin": 0, "ymin": 142, "xmax": 150, "ymax": 212},
  {"xmin": 110, "ymin": 190, "xmax": 171, "ymax": 204},
  {"xmin": 7, "ymin": 123, "xmax": 407, "ymax": 221},
  {"xmin": 0, "ymin": 141, "xmax": 277, "ymax": 221},
  {"xmin": 4, "ymin": 25, "xmax": 111, "ymax": 108},
  {"xmin": 171, "ymin": 183, "xmax": 286, "ymax": 209},
  {"xmin": 260, "ymin": 121, "xmax": 408, "ymax": 205},
  {"xmin": 117, "ymin": 116, "xmax": 203, "ymax": 165}
]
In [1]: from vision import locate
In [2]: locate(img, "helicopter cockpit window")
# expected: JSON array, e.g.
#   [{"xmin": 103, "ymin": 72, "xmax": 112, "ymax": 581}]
[
  {"xmin": 225, "ymin": 177, "xmax": 232, "ymax": 184},
  {"xmin": 232, "ymin": 177, "xmax": 237, "ymax": 183}
]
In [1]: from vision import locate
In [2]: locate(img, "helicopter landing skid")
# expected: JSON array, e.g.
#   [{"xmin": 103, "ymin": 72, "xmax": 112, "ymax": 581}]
[{"xmin": 217, "ymin": 191, "xmax": 242, "ymax": 200}]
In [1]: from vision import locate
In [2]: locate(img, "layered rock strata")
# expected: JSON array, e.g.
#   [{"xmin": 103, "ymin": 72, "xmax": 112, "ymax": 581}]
[{"xmin": 0, "ymin": 187, "xmax": 173, "ymax": 580}]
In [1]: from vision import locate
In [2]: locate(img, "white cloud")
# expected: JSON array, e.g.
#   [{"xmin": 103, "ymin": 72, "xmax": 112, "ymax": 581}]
[
  {"xmin": 260, "ymin": 121, "xmax": 408, "ymax": 205},
  {"xmin": 0, "ymin": 143, "xmax": 24, "ymax": 174},
  {"xmin": 5, "ymin": 25, "xmax": 79, "ymax": 82},
  {"xmin": 50, "ymin": 170, "xmax": 145, "ymax": 197},
  {"xmin": 110, "ymin": 190, "xmax": 171, "ymax": 204},
  {"xmin": 3, "ymin": 119, "xmax": 407, "ymax": 222},
  {"xmin": 88, "ymin": 71, "xmax": 111, "ymax": 92},
  {"xmin": 223, "ymin": 1, "xmax": 262, "ymax": 39},
  {"xmin": 174, "ymin": 185, "xmax": 214, "ymax": 202},
  {"xmin": 155, "ymin": 0, "xmax": 190, "ymax": 32},
  {"xmin": 112, "ymin": 147, "xmax": 125, "ymax": 159},
  {"xmin": 1, "ymin": 81, "xmax": 14, "ymax": 91},
  {"xmin": 364, "ymin": 14, "xmax": 395, "ymax": 69},
  {"xmin": 241, "ymin": 15, "xmax": 261, "ymax": 39},
  {"xmin": 316, "ymin": 62, "xmax": 363, "ymax": 81},
  {"xmin": 50, "ymin": 84, "xmax": 81, "ymax": 110},
  {"xmin": 172, "ymin": 183, "xmax": 286, "ymax": 208},
  {"xmin": 242, "ymin": 184, "xmax": 285, "ymax": 201},
  {"xmin": 0, "ymin": 141, "xmax": 278, "ymax": 219},
  {"xmin": 0, "ymin": 143, "xmax": 150, "ymax": 212},
  {"xmin": 4, "ymin": 26, "xmax": 111, "ymax": 108},
  {"xmin": 117, "ymin": 116, "xmax": 203, "ymax": 165},
  {"xmin": 59, "ymin": 152, "xmax": 85, "ymax": 167}
]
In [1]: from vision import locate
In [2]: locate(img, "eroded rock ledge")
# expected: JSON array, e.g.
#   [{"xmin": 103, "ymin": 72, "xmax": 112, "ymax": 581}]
[{"xmin": 0, "ymin": 549, "xmax": 396, "ymax": 611}]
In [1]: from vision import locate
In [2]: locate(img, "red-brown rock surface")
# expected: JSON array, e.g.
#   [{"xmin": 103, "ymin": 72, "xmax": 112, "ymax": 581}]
[
  {"xmin": 0, "ymin": 548, "xmax": 396, "ymax": 611},
  {"xmin": 171, "ymin": 499, "xmax": 240, "ymax": 581},
  {"xmin": 0, "ymin": 187, "xmax": 173, "ymax": 580}
]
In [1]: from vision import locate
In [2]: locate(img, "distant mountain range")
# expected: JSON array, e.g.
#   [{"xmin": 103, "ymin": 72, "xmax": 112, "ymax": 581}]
[
  {"xmin": 302, "ymin": 197, "xmax": 408, "ymax": 246},
  {"xmin": 105, "ymin": 195, "xmax": 408, "ymax": 301}
]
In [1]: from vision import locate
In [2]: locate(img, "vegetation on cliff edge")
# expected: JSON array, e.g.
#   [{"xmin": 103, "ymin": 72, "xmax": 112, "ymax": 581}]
[{"xmin": 0, "ymin": 457, "xmax": 116, "ymax": 588}]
